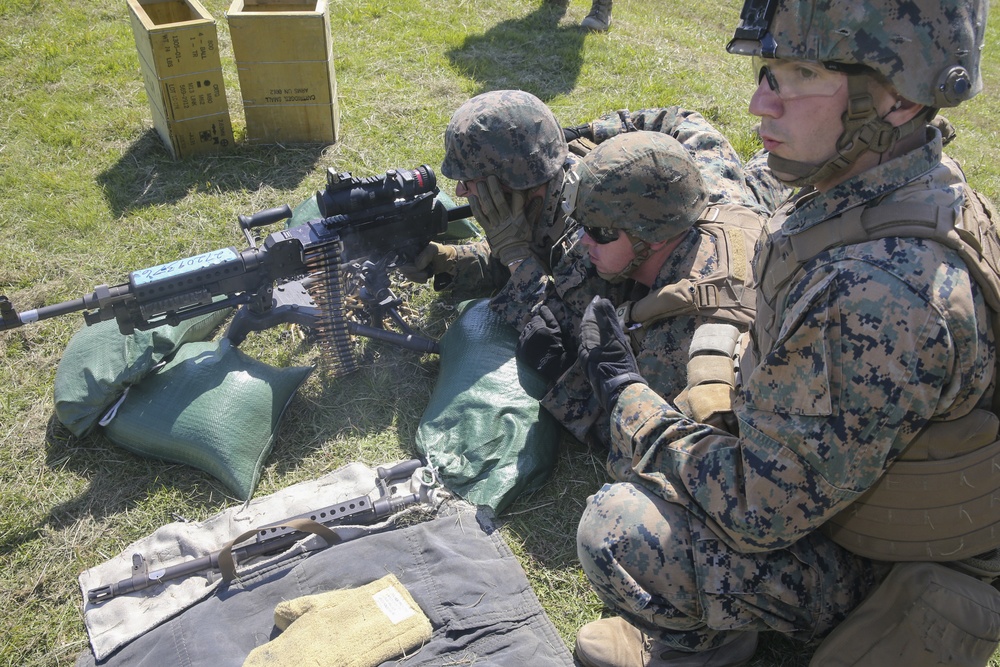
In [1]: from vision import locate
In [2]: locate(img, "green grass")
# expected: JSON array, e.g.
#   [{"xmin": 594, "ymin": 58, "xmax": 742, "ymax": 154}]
[{"xmin": 1, "ymin": 0, "xmax": 999, "ymax": 665}]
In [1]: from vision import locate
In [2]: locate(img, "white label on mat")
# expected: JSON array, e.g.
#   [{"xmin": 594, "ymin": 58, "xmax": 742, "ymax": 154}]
[{"xmin": 372, "ymin": 586, "xmax": 416, "ymax": 625}]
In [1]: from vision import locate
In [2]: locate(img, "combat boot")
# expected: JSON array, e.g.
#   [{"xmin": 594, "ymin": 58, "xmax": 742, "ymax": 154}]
[
  {"xmin": 580, "ymin": 0, "xmax": 612, "ymax": 31},
  {"xmin": 575, "ymin": 617, "xmax": 758, "ymax": 667}
]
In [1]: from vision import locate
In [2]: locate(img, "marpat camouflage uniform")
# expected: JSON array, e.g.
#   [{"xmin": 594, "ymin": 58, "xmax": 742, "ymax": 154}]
[
  {"xmin": 436, "ymin": 89, "xmax": 575, "ymax": 293},
  {"xmin": 440, "ymin": 107, "xmax": 790, "ymax": 299},
  {"xmin": 489, "ymin": 108, "xmax": 789, "ymax": 449},
  {"xmin": 576, "ymin": 126, "xmax": 996, "ymax": 650}
]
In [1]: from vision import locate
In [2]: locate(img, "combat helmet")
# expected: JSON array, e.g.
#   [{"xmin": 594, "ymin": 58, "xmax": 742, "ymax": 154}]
[
  {"xmin": 726, "ymin": 0, "xmax": 989, "ymax": 185},
  {"xmin": 572, "ymin": 131, "xmax": 707, "ymax": 282},
  {"xmin": 573, "ymin": 131, "xmax": 707, "ymax": 244},
  {"xmin": 441, "ymin": 90, "xmax": 569, "ymax": 191}
]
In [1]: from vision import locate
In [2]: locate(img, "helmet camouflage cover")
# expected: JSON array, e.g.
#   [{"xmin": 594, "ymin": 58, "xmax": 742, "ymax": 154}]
[
  {"xmin": 727, "ymin": 0, "xmax": 989, "ymax": 108},
  {"xmin": 573, "ymin": 131, "xmax": 708, "ymax": 244},
  {"xmin": 441, "ymin": 90, "xmax": 569, "ymax": 190}
]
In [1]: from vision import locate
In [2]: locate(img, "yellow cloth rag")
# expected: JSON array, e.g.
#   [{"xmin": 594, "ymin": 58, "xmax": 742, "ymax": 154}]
[{"xmin": 243, "ymin": 573, "xmax": 432, "ymax": 667}]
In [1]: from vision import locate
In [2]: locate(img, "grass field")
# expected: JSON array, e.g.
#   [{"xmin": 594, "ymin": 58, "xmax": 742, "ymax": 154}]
[{"xmin": 2, "ymin": 0, "xmax": 999, "ymax": 665}]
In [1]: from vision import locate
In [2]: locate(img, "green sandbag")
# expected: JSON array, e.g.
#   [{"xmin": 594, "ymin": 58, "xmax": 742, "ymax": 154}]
[
  {"xmin": 416, "ymin": 299, "xmax": 559, "ymax": 513},
  {"xmin": 101, "ymin": 339, "xmax": 312, "ymax": 500},
  {"xmin": 54, "ymin": 310, "xmax": 231, "ymax": 437}
]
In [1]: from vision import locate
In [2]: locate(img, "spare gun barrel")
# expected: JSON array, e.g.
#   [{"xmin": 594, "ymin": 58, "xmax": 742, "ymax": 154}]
[{"xmin": 86, "ymin": 459, "xmax": 428, "ymax": 604}]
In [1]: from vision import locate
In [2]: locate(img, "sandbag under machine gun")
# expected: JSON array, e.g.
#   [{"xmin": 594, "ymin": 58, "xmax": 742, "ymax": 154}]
[{"xmin": 0, "ymin": 165, "xmax": 472, "ymax": 375}]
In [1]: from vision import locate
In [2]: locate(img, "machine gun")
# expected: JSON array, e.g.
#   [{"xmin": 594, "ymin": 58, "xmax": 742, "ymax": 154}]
[
  {"xmin": 0, "ymin": 165, "xmax": 472, "ymax": 374},
  {"xmin": 86, "ymin": 458, "xmax": 434, "ymax": 604}
]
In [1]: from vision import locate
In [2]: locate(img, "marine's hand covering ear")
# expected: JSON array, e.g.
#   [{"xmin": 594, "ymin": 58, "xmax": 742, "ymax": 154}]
[{"xmin": 467, "ymin": 176, "xmax": 535, "ymax": 266}]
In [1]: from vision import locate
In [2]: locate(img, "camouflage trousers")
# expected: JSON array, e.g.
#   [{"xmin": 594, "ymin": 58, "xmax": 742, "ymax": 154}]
[{"xmin": 576, "ymin": 482, "xmax": 892, "ymax": 651}]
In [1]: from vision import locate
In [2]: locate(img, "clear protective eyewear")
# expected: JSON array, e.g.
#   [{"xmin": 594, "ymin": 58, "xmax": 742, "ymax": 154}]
[{"xmin": 753, "ymin": 57, "xmax": 847, "ymax": 100}]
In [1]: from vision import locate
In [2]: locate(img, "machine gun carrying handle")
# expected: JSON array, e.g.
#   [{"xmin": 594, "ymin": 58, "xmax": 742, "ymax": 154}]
[
  {"xmin": 376, "ymin": 458, "xmax": 424, "ymax": 484},
  {"xmin": 238, "ymin": 204, "xmax": 293, "ymax": 247}
]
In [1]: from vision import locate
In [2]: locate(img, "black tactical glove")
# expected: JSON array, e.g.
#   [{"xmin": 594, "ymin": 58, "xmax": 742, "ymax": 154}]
[
  {"xmin": 579, "ymin": 296, "xmax": 647, "ymax": 413},
  {"xmin": 516, "ymin": 305, "xmax": 574, "ymax": 384}
]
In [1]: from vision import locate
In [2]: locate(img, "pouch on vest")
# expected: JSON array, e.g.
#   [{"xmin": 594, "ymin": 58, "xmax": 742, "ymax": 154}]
[{"xmin": 809, "ymin": 562, "xmax": 1000, "ymax": 666}]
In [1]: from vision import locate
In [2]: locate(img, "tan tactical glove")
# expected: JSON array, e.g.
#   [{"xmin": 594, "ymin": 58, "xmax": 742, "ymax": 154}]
[
  {"xmin": 467, "ymin": 175, "xmax": 534, "ymax": 267},
  {"xmin": 243, "ymin": 573, "xmax": 432, "ymax": 667},
  {"xmin": 397, "ymin": 242, "xmax": 457, "ymax": 283}
]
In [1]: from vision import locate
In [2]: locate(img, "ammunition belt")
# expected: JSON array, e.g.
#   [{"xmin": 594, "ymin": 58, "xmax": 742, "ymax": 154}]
[{"xmin": 304, "ymin": 237, "xmax": 358, "ymax": 375}]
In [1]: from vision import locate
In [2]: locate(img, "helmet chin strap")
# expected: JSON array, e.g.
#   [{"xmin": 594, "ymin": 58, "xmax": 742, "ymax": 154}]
[
  {"xmin": 539, "ymin": 167, "xmax": 567, "ymax": 233},
  {"xmin": 596, "ymin": 237, "xmax": 653, "ymax": 284},
  {"xmin": 768, "ymin": 75, "xmax": 927, "ymax": 188}
]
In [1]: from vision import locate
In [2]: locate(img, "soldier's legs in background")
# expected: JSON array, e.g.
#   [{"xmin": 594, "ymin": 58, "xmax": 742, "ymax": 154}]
[
  {"xmin": 576, "ymin": 481, "xmax": 885, "ymax": 652},
  {"xmin": 580, "ymin": 0, "xmax": 612, "ymax": 31}
]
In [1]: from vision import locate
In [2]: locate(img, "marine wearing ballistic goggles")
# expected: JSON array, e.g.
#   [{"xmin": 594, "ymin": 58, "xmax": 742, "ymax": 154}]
[{"xmin": 514, "ymin": 128, "xmax": 768, "ymax": 451}]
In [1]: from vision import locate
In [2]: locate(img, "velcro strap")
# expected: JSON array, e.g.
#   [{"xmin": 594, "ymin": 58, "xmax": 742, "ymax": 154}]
[
  {"xmin": 218, "ymin": 518, "xmax": 340, "ymax": 583},
  {"xmin": 687, "ymin": 354, "xmax": 736, "ymax": 388},
  {"xmin": 630, "ymin": 280, "xmax": 696, "ymax": 324},
  {"xmin": 684, "ymin": 383, "xmax": 734, "ymax": 422},
  {"xmin": 689, "ymin": 322, "xmax": 740, "ymax": 357}
]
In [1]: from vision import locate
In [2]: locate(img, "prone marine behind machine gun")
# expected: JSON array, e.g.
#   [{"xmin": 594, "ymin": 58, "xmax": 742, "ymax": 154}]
[{"xmin": 0, "ymin": 165, "xmax": 473, "ymax": 375}]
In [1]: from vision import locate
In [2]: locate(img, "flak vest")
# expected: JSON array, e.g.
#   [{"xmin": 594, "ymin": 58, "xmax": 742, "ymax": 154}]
[
  {"xmin": 749, "ymin": 185, "xmax": 1000, "ymax": 562},
  {"xmin": 623, "ymin": 202, "xmax": 762, "ymax": 334},
  {"xmin": 622, "ymin": 203, "xmax": 764, "ymax": 422}
]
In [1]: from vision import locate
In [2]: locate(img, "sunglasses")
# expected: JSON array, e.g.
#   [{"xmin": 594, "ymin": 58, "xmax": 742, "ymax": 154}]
[{"xmin": 582, "ymin": 225, "xmax": 621, "ymax": 245}]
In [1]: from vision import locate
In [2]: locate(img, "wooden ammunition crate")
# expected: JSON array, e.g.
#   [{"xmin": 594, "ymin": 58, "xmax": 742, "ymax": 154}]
[
  {"xmin": 227, "ymin": 0, "xmax": 340, "ymax": 144},
  {"xmin": 127, "ymin": 0, "xmax": 235, "ymax": 158}
]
